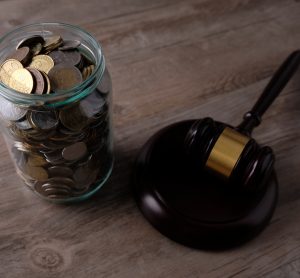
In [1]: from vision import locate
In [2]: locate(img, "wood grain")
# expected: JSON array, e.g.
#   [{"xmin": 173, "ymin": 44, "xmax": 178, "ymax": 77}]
[{"xmin": 0, "ymin": 0, "xmax": 299, "ymax": 277}]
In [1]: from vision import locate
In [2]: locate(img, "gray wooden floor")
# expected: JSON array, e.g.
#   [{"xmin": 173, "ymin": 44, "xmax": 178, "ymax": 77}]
[{"xmin": 0, "ymin": 0, "xmax": 300, "ymax": 277}]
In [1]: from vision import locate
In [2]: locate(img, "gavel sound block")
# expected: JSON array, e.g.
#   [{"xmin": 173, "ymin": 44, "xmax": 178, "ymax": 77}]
[{"xmin": 133, "ymin": 51, "xmax": 300, "ymax": 249}]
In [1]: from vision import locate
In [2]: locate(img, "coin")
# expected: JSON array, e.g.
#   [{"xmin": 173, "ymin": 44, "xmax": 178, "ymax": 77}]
[
  {"xmin": 31, "ymin": 43, "xmax": 43, "ymax": 56},
  {"xmin": 9, "ymin": 68, "xmax": 34, "ymax": 94},
  {"xmin": 73, "ymin": 167, "xmax": 98, "ymax": 190},
  {"xmin": 59, "ymin": 40, "xmax": 81, "ymax": 51},
  {"xmin": 41, "ymin": 182, "xmax": 72, "ymax": 192},
  {"xmin": 62, "ymin": 142, "xmax": 87, "ymax": 161},
  {"xmin": 44, "ymin": 187, "xmax": 71, "ymax": 196},
  {"xmin": 82, "ymin": 65, "xmax": 95, "ymax": 81},
  {"xmin": 27, "ymin": 154, "xmax": 48, "ymax": 166},
  {"xmin": 27, "ymin": 68, "xmax": 45, "ymax": 94},
  {"xmin": 59, "ymin": 104, "xmax": 88, "ymax": 131},
  {"xmin": 34, "ymin": 181, "xmax": 71, "ymax": 197},
  {"xmin": 43, "ymin": 150, "xmax": 64, "ymax": 163},
  {"xmin": 48, "ymin": 64, "xmax": 82, "ymax": 90},
  {"xmin": 40, "ymin": 71, "xmax": 51, "ymax": 94},
  {"xmin": 47, "ymin": 177, "xmax": 75, "ymax": 188},
  {"xmin": 43, "ymin": 35, "xmax": 63, "ymax": 52},
  {"xmin": 6, "ymin": 47, "xmax": 31, "ymax": 65},
  {"xmin": 48, "ymin": 166, "xmax": 73, "ymax": 178},
  {"xmin": 80, "ymin": 92, "xmax": 105, "ymax": 118},
  {"xmin": 29, "ymin": 55, "xmax": 54, "ymax": 74},
  {"xmin": 0, "ymin": 59, "xmax": 23, "ymax": 86},
  {"xmin": 63, "ymin": 50, "xmax": 82, "ymax": 66},
  {"xmin": 25, "ymin": 165, "xmax": 48, "ymax": 181},
  {"xmin": 49, "ymin": 50, "xmax": 66, "ymax": 65},
  {"xmin": 0, "ymin": 97, "xmax": 27, "ymax": 121},
  {"xmin": 28, "ymin": 110, "xmax": 58, "ymax": 130},
  {"xmin": 15, "ymin": 119, "xmax": 32, "ymax": 130},
  {"xmin": 17, "ymin": 35, "xmax": 45, "ymax": 49}
]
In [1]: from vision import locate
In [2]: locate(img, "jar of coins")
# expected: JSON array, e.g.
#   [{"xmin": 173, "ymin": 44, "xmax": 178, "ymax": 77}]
[{"xmin": 0, "ymin": 23, "xmax": 113, "ymax": 203}]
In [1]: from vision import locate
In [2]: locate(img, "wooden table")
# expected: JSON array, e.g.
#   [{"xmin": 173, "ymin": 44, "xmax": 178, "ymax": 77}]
[{"xmin": 0, "ymin": 0, "xmax": 299, "ymax": 277}]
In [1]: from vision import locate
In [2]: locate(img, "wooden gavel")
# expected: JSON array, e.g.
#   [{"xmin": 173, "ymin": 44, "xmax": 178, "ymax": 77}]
[{"xmin": 184, "ymin": 50, "xmax": 300, "ymax": 192}]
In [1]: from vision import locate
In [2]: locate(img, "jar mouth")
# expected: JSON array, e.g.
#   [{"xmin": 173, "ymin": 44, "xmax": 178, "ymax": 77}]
[{"xmin": 0, "ymin": 22, "xmax": 105, "ymax": 107}]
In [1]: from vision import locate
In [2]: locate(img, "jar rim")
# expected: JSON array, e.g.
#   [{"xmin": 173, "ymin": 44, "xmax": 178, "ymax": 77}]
[{"xmin": 0, "ymin": 22, "xmax": 105, "ymax": 106}]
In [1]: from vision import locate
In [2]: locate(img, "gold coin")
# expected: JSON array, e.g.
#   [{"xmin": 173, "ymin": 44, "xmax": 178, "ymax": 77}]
[
  {"xmin": 27, "ymin": 154, "xmax": 48, "ymax": 166},
  {"xmin": 0, "ymin": 59, "xmax": 23, "ymax": 86},
  {"xmin": 43, "ymin": 35, "xmax": 63, "ymax": 52},
  {"xmin": 9, "ymin": 68, "xmax": 34, "ymax": 94},
  {"xmin": 44, "ymin": 35, "xmax": 62, "ymax": 48},
  {"xmin": 29, "ymin": 55, "xmax": 54, "ymax": 74},
  {"xmin": 24, "ymin": 165, "xmax": 48, "ymax": 181}
]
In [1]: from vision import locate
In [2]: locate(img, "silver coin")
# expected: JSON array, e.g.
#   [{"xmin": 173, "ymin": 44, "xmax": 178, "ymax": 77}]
[
  {"xmin": 43, "ymin": 150, "xmax": 63, "ymax": 163},
  {"xmin": 29, "ymin": 110, "xmax": 59, "ymax": 130},
  {"xmin": 15, "ymin": 119, "xmax": 32, "ymax": 130},
  {"xmin": 0, "ymin": 97, "xmax": 27, "ymax": 121},
  {"xmin": 59, "ymin": 40, "xmax": 81, "ymax": 51}
]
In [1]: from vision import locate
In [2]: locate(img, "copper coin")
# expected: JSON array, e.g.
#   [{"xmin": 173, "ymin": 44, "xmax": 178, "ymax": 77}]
[
  {"xmin": 48, "ymin": 64, "xmax": 82, "ymax": 90},
  {"xmin": 59, "ymin": 104, "xmax": 88, "ymax": 131},
  {"xmin": 59, "ymin": 40, "xmax": 81, "ymax": 51},
  {"xmin": 43, "ymin": 35, "xmax": 63, "ymax": 51},
  {"xmin": 80, "ymin": 92, "xmax": 105, "ymax": 118},
  {"xmin": 62, "ymin": 142, "xmax": 87, "ymax": 161},
  {"xmin": 40, "ymin": 71, "xmax": 51, "ymax": 94},
  {"xmin": 47, "ymin": 177, "xmax": 75, "ymax": 188},
  {"xmin": 49, "ymin": 50, "xmax": 66, "ymax": 65},
  {"xmin": 27, "ymin": 68, "xmax": 45, "ymax": 94},
  {"xmin": 6, "ymin": 47, "xmax": 31, "ymax": 65},
  {"xmin": 63, "ymin": 50, "xmax": 82, "ymax": 66},
  {"xmin": 48, "ymin": 166, "xmax": 73, "ymax": 178}
]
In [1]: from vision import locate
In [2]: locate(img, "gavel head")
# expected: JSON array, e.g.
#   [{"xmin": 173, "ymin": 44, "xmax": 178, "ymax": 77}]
[{"xmin": 184, "ymin": 117, "xmax": 275, "ymax": 193}]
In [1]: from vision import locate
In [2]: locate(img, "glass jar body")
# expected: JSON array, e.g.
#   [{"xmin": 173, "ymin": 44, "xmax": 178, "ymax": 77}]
[{"xmin": 0, "ymin": 23, "xmax": 113, "ymax": 203}]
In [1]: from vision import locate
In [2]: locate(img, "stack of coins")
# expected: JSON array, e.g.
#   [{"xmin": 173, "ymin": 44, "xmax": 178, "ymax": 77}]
[{"xmin": 0, "ymin": 34, "xmax": 112, "ymax": 201}]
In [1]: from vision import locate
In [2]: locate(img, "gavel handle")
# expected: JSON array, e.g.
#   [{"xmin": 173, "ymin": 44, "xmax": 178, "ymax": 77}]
[{"xmin": 238, "ymin": 50, "xmax": 300, "ymax": 135}]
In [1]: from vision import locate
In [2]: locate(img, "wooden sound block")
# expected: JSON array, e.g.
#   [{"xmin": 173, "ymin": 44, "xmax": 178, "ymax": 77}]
[{"xmin": 133, "ymin": 120, "xmax": 278, "ymax": 250}]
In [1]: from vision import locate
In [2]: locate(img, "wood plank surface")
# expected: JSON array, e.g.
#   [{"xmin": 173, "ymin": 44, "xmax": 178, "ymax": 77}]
[{"xmin": 0, "ymin": 0, "xmax": 300, "ymax": 277}]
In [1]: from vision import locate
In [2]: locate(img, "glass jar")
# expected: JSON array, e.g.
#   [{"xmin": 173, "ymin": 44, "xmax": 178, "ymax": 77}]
[{"xmin": 0, "ymin": 23, "xmax": 113, "ymax": 203}]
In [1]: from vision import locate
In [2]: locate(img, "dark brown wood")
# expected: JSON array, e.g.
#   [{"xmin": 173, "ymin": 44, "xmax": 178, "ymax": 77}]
[
  {"xmin": 133, "ymin": 120, "xmax": 278, "ymax": 249},
  {"xmin": 0, "ymin": 0, "xmax": 299, "ymax": 277}
]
